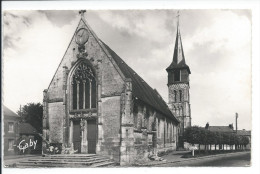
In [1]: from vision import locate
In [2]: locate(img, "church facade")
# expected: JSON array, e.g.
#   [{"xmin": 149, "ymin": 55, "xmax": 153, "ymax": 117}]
[{"xmin": 42, "ymin": 12, "xmax": 182, "ymax": 165}]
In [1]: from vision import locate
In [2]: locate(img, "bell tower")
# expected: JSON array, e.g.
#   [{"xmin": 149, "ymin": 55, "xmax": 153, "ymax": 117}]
[{"xmin": 166, "ymin": 11, "xmax": 191, "ymax": 147}]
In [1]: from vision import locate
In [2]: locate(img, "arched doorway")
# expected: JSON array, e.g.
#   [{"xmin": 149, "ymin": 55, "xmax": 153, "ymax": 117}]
[{"xmin": 68, "ymin": 60, "xmax": 98, "ymax": 154}]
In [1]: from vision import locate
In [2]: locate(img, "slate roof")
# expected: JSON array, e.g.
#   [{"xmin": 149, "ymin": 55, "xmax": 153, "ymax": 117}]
[
  {"xmin": 166, "ymin": 23, "xmax": 190, "ymax": 74},
  {"xmin": 19, "ymin": 123, "xmax": 38, "ymax": 135},
  {"xmin": 166, "ymin": 59, "xmax": 191, "ymax": 73},
  {"xmin": 237, "ymin": 130, "xmax": 251, "ymax": 136},
  {"xmin": 101, "ymin": 41, "xmax": 179, "ymax": 123},
  {"xmin": 3, "ymin": 105, "xmax": 20, "ymax": 117},
  {"xmin": 208, "ymin": 126, "xmax": 234, "ymax": 133}
]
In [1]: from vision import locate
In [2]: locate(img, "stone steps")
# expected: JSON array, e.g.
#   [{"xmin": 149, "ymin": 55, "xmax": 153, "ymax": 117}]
[
  {"xmin": 26, "ymin": 158, "xmax": 108, "ymax": 163},
  {"xmin": 16, "ymin": 154, "xmax": 116, "ymax": 168},
  {"xmin": 91, "ymin": 161, "xmax": 116, "ymax": 167},
  {"xmin": 28, "ymin": 156, "xmax": 107, "ymax": 161},
  {"xmin": 19, "ymin": 159, "xmax": 109, "ymax": 165},
  {"xmin": 46, "ymin": 154, "xmax": 97, "ymax": 157}
]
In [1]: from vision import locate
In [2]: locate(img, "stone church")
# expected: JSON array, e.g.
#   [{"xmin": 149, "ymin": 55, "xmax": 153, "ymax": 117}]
[
  {"xmin": 42, "ymin": 11, "xmax": 191, "ymax": 165},
  {"xmin": 166, "ymin": 18, "xmax": 192, "ymax": 147}
]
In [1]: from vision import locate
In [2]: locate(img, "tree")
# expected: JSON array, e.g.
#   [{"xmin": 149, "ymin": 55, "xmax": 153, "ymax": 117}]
[
  {"xmin": 235, "ymin": 135, "xmax": 242, "ymax": 150},
  {"xmin": 241, "ymin": 136, "xmax": 249, "ymax": 149},
  {"xmin": 17, "ymin": 103, "xmax": 43, "ymax": 133},
  {"xmin": 229, "ymin": 133, "xmax": 236, "ymax": 150},
  {"xmin": 184, "ymin": 126, "xmax": 200, "ymax": 145},
  {"xmin": 215, "ymin": 132, "xmax": 223, "ymax": 151},
  {"xmin": 183, "ymin": 126, "xmax": 202, "ymax": 153},
  {"xmin": 208, "ymin": 131, "xmax": 217, "ymax": 151},
  {"xmin": 222, "ymin": 133, "xmax": 230, "ymax": 150},
  {"xmin": 199, "ymin": 128, "xmax": 208, "ymax": 152}
]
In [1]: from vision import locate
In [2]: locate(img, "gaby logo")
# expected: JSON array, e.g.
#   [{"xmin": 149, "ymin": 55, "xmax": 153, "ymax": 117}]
[{"xmin": 18, "ymin": 139, "xmax": 37, "ymax": 153}]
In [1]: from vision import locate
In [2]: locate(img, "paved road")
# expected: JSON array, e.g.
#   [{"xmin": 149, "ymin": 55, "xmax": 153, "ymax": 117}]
[
  {"xmin": 4, "ymin": 155, "xmax": 42, "ymax": 167},
  {"xmin": 157, "ymin": 152, "xmax": 251, "ymax": 167}
]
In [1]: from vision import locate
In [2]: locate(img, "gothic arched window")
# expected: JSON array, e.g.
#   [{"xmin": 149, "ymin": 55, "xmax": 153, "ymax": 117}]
[
  {"xmin": 133, "ymin": 103, "xmax": 138, "ymax": 129},
  {"xmin": 174, "ymin": 90, "xmax": 177, "ymax": 102},
  {"xmin": 158, "ymin": 119, "xmax": 161, "ymax": 137},
  {"xmin": 72, "ymin": 62, "xmax": 96, "ymax": 110},
  {"xmin": 145, "ymin": 108, "xmax": 149, "ymax": 129},
  {"xmin": 179, "ymin": 90, "xmax": 182, "ymax": 102}
]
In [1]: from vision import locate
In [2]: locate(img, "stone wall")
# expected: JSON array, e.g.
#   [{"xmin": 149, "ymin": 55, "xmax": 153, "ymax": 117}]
[
  {"xmin": 98, "ymin": 96, "xmax": 121, "ymax": 162},
  {"xmin": 48, "ymin": 102, "xmax": 65, "ymax": 143},
  {"xmin": 127, "ymin": 100, "xmax": 178, "ymax": 165},
  {"xmin": 156, "ymin": 113, "xmax": 177, "ymax": 151}
]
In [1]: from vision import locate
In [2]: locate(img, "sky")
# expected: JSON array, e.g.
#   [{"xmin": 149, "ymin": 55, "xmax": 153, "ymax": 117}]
[{"xmin": 3, "ymin": 9, "xmax": 252, "ymax": 130}]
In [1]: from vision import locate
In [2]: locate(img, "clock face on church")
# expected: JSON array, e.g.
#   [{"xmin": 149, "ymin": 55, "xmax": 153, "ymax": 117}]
[{"xmin": 75, "ymin": 28, "xmax": 89, "ymax": 45}]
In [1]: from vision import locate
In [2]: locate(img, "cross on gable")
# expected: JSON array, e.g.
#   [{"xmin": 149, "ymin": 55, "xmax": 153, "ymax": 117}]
[
  {"xmin": 176, "ymin": 10, "xmax": 180, "ymax": 25},
  {"xmin": 79, "ymin": 10, "xmax": 86, "ymax": 18},
  {"xmin": 176, "ymin": 10, "xmax": 180, "ymax": 18}
]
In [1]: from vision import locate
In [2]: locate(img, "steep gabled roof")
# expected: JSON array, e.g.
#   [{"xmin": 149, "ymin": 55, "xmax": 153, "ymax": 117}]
[
  {"xmin": 19, "ymin": 123, "xmax": 38, "ymax": 135},
  {"xmin": 3, "ymin": 105, "xmax": 20, "ymax": 118},
  {"xmin": 101, "ymin": 41, "xmax": 179, "ymax": 123}
]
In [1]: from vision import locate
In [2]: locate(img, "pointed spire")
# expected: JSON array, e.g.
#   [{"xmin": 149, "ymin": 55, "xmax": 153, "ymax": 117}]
[
  {"xmin": 176, "ymin": 10, "xmax": 180, "ymax": 31},
  {"xmin": 173, "ymin": 10, "xmax": 185, "ymax": 64},
  {"xmin": 166, "ymin": 11, "xmax": 190, "ymax": 74}
]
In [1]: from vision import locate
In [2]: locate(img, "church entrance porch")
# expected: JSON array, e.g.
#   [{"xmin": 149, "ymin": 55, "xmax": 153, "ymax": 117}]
[{"xmin": 69, "ymin": 117, "xmax": 97, "ymax": 154}]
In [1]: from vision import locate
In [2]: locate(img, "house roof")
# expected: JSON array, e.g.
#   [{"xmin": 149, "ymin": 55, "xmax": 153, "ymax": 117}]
[
  {"xmin": 3, "ymin": 105, "xmax": 20, "ymax": 117},
  {"xmin": 19, "ymin": 123, "xmax": 38, "ymax": 135},
  {"xmin": 101, "ymin": 41, "xmax": 179, "ymax": 123},
  {"xmin": 208, "ymin": 126, "xmax": 234, "ymax": 133},
  {"xmin": 237, "ymin": 130, "xmax": 251, "ymax": 136}
]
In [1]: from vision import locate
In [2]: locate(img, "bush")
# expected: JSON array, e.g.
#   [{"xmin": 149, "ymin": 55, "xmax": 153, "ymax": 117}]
[{"xmin": 157, "ymin": 151, "xmax": 166, "ymax": 157}]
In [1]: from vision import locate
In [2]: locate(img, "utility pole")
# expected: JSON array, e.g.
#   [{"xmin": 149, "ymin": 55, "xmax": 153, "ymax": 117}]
[
  {"xmin": 235, "ymin": 113, "xmax": 238, "ymax": 134},
  {"xmin": 235, "ymin": 113, "xmax": 238, "ymax": 150}
]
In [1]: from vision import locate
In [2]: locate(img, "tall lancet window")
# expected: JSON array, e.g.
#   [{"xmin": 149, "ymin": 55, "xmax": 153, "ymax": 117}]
[
  {"xmin": 174, "ymin": 90, "xmax": 177, "ymax": 102},
  {"xmin": 72, "ymin": 62, "xmax": 96, "ymax": 110},
  {"xmin": 179, "ymin": 90, "xmax": 182, "ymax": 102}
]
